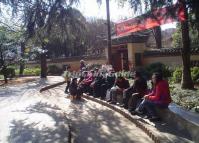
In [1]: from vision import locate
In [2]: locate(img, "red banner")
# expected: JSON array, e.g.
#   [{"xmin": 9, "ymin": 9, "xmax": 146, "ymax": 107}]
[{"xmin": 115, "ymin": 4, "xmax": 185, "ymax": 36}]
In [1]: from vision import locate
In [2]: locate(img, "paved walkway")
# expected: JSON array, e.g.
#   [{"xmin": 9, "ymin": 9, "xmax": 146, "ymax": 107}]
[{"xmin": 0, "ymin": 76, "xmax": 153, "ymax": 143}]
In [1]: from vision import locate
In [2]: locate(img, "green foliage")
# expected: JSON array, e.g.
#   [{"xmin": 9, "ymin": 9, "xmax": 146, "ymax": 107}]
[
  {"xmin": 172, "ymin": 23, "xmax": 199, "ymax": 48},
  {"xmin": 0, "ymin": 67, "xmax": 15, "ymax": 78},
  {"xmin": 144, "ymin": 62, "xmax": 172, "ymax": 79},
  {"xmin": 15, "ymin": 67, "xmax": 41, "ymax": 76},
  {"xmin": 86, "ymin": 64, "xmax": 101, "ymax": 70},
  {"xmin": 171, "ymin": 67, "xmax": 199, "ymax": 84},
  {"xmin": 172, "ymin": 67, "xmax": 182, "ymax": 83},
  {"xmin": 171, "ymin": 84, "xmax": 199, "ymax": 112},
  {"xmin": 172, "ymin": 24, "xmax": 182, "ymax": 48},
  {"xmin": 47, "ymin": 65, "xmax": 62, "ymax": 75},
  {"xmin": 191, "ymin": 67, "xmax": 199, "ymax": 83}
]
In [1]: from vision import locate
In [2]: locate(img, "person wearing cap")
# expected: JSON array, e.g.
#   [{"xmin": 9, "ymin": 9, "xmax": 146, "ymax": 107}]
[
  {"xmin": 121, "ymin": 71, "xmax": 148, "ymax": 111},
  {"xmin": 108, "ymin": 76, "xmax": 130, "ymax": 104}
]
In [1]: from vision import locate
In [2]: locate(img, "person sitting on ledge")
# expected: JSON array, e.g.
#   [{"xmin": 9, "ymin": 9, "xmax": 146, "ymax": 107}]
[
  {"xmin": 78, "ymin": 70, "xmax": 94, "ymax": 96},
  {"xmin": 133, "ymin": 72, "xmax": 172, "ymax": 121},
  {"xmin": 120, "ymin": 71, "xmax": 148, "ymax": 110},
  {"xmin": 91, "ymin": 68, "xmax": 106, "ymax": 98},
  {"xmin": 108, "ymin": 75, "xmax": 130, "ymax": 105},
  {"xmin": 101, "ymin": 69, "xmax": 116, "ymax": 100}
]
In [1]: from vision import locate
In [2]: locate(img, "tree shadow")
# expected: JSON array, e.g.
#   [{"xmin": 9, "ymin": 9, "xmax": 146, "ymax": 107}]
[
  {"xmin": 67, "ymin": 101, "xmax": 153, "ymax": 143},
  {"xmin": 7, "ymin": 102, "xmax": 70, "ymax": 143},
  {"xmin": 137, "ymin": 116, "xmax": 193, "ymax": 142}
]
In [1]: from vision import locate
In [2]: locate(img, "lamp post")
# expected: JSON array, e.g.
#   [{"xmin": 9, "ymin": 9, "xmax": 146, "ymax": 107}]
[{"xmin": 106, "ymin": 0, "xmax": 112, "ymax": 65}]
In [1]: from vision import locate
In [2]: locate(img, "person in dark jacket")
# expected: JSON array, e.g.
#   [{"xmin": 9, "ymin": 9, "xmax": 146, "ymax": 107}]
[
  {"xmin": 92, "ymin": 69, "xmax": 106, "ymax": 98},
  {"xmin": 108, "ymin": 76, "xmax": 130, "ymax": 104},
  {"xmin": 100, "ymin": 69, "xmax": 116, "ymax": 100},
  {"xmin": 134, "ymin": 72, "xmax": 172, "ymax": 121},
  {"xmin": 121, "ymin": 71, "xmax": 148, "ymax": 110},
  {"xmin": 69, "ymin": 78, "xmax": 78, "ymax": 100}
]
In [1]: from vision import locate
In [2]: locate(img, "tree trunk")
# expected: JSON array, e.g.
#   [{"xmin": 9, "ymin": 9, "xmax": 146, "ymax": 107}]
[
  {"xmin": 4, "ymin": 74, "xmax": 8, "ymax": 84},
  {"xmin": 106, "ymin": 0, "xmax": 112, "ymax": 64},
  {"xmin": 180, "ymin": 0, "xmax": 194, "ymax": 89},
  {"xmin": 19, "ymin": 42, "xmax": 25, "ymax": 76},
  {"xmin": 153, "ymin": 26, "xmax": 162, "ymax": 49},
  {"xmin": 1, "ymin": 66, "xmax": 8, "ymax": 84},
  {"xmin": 40, "ymin": 44, "xmax": 47, "ymax": 78}
]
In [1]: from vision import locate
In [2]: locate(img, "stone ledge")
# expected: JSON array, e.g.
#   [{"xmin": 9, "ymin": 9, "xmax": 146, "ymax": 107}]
[
  {"xmin": 157, "ymin": 103, "xmax": 199, "ymax": 142},
  {"xmin": 38, "ymin": 81, "xmax": 194, "ymax": 143},
  {"xmin": 82, "ymin": 94, "xmax": 163, "ymax": 143},
  {"xmin": 40, "ymin": 81, "xmax": 66, "ymax": 92}
]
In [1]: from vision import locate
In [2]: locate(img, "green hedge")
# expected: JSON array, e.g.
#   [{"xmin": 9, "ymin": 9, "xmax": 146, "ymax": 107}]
[
  {"xmin": 15, "ymin": 67, "xmax": 41, "ymax": 76},
  {"xmin": 47, "ymin": 65, "xmax": 63, "ymax": 75},
  {"xmin": 171, "ymin": 67, "xmax": 199, "ymax": 84},
  {"xmin": 171, "ymin": 84, "xmax": 199, "ymax": 112},
  {"xmin": 142, "ymin": 62, "xmax": 172, "ymax": 79},
  {"xmin": 191, "ymin": 67, "xmax": 199, "ymax": 83}
]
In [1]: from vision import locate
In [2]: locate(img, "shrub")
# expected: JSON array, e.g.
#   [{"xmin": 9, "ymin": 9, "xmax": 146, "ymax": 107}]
[
  {"xmin": 171, "ymin": 84, "xmax": 199, "ymax": 112},
  {"xmin": 48, "ymin": 65, "xmax": 62, "ymax": 75},
  {"xmin": 172, "ymin": 67, "xmax": 182, "ymax": 83},
  {"xmin": 0, "ymin": 67, "xmax": 15, "ymax": 78},
  {"xmin": 171, "ymin": 67, "xmax": 199, "ymax": 84},
  {"xmin": 23, "ymin": 68, "xmax": 41, "ymax": 76},
  {"xmin": 191, "ymin": 67, "xmax": 199, "ymax": 83},
  {"xmin": 144, "ymin": 62, "xmax": 172, "ymax": 79},
  {"xmin": 86, "ymin": 64, "xmax": 101, "ymax": 70}
]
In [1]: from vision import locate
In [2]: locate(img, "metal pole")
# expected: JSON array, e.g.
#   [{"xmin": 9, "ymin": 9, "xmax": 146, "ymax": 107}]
[{"xmin": 106, "ymin": 0, "xmax": 112, "ymax": 65}]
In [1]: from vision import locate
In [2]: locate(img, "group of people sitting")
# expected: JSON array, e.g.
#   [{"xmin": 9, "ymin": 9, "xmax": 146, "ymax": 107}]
[{"xmin": 63, "ymin": 65, "xmax": 171, "ymax": 122}]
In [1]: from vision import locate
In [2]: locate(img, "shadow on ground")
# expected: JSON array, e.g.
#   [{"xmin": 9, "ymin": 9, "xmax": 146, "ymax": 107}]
[
  {"xmin": 68, "ymin": 99, "xmax": 153, "ymax": 143},
  {"xmin": 7, "ymin": 102, "xmax": 70, "ymax": 143}
]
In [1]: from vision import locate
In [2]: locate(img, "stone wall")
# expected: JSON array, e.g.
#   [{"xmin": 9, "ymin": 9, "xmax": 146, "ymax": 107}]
[
  {"xmin": 142, "ymin": 48, "xmax": 199, "ymax": 67},
  {"xmin": 27, "ymin": 56, "xmax": 107, "ymax": 71}
]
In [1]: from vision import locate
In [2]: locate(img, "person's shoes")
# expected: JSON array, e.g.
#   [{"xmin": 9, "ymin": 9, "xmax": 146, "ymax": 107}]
[
  {"xmin": 130, "ymin": 110, "xmax": 137, "ymax": 115},
  {"xmin": 110, "ymin": 102, "xmax": 116, "ymax": 105},
  {"xmin": 120, "ymin": 104, "xmax": 125, "ymax": 107},
  {"xmin": 124, "ymin": 106, "xmax": 128, "ymax": 109},
  {"xmin": 107, "ymin": 99, "xmax": 112, "ymax": 102},
  {"xmin": 143, "ymin": 115, "xmax": 151, "ymax": 119},
  {"xmin": 100, "ymin": 98, "xmax": 105, "ymax": 100},
  {"xmin": 120, "ymin": 104, "xmax": 128, "ymax": 109},
  {"xmin": 131, "ymin": 109, "xmax": 144, "ymax": 115},
  {"xmin": 128, "ymin": 108, "xmax": 135, "ymax": 112},
  {"xmin": 149, "ymin": 116, "xmax": 160, "ymax": 122}
]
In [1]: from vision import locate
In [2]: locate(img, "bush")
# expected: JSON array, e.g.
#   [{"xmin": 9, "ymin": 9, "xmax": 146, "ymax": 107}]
[
  {"xmin": 23, "ymin": 68, "xmax": 41, "ymax": 76},
  {"xmin": 172, "ymin": 67, "xmax": 182, "ymax": 83},
  {"xmin": 144, "ymin": 62, "xmax": 172, "ymax": 79},
  {"xmin": 86, "ymin": 64, "xmax": 101, "ymax": 70},
  {"xmin": 48, "ymin": 65, "xmax": 62, "ymax": 75},
  {"xmin": 191, "ymin": 67, "xmax": 199, "ymax": 83},
  {"xmin": 171, "ymin": 67, "xmax": 199, "ymax": 84},
  {"xmin": 0, "ymin": 67, "xmax": 15, "ymax": 78},
  {"xmin": 171, "ymin": 84, "xmax": 199, "ymax": 112}
]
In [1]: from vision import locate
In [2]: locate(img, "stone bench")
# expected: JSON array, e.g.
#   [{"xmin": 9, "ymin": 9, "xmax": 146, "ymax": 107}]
[{"xmin": 156, "ymin": 103, "xmax": 199, "ymax": 142}]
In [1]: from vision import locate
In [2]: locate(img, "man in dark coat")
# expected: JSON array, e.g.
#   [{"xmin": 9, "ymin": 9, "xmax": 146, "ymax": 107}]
[{"xmin": 121, "ymin": 71, "xmax": 148, "ymax": 111}]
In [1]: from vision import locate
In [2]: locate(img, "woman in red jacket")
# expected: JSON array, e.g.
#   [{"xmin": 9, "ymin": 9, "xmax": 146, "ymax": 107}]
[{"xmin": 135, "ymin": 72, "xmax": 172, "ymax": 121}]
